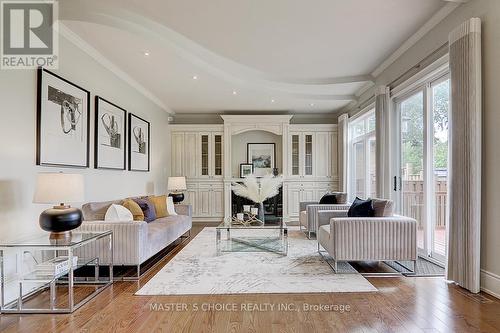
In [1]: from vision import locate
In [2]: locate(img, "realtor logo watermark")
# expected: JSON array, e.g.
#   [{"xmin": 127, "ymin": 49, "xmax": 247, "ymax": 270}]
[{"xmin": 1, "ymin": 0, "xmax": 58, "ymax": 69}]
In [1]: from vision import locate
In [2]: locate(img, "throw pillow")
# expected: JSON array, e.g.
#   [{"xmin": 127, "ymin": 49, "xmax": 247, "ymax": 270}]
[
  {"xmin": 319, "ymin": 193, "xmax": 338, "ymax": 205},
  {"xmin": 122, "ymin": 199, "xmax": 144, "ymax": 221},
  {"xmin": 347, "ymin": 197, "xmax": 374, "ymax": 217},
  {"xmin": 372, "ymin": 198, "xmax": 395, "ymax": 217},
  {"xmin": 148, "ymin": 195, "xmax": 168, "ymax": 218},
  {"xmin": 133, "ymin": 198, "xmax": 157, "ymax": 222},
  {"xmin": 166, "ymin": 196, "xmax": 177, "ymax": 216},
  {"xmin": 104, "ymin": 204, "xmax": 133, "ymax": 222}
]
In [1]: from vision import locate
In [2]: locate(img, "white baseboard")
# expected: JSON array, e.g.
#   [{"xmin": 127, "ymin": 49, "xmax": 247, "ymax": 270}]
[{"xmin": 481, "ymin": 269, "xmax": 500, "ymax": 299}]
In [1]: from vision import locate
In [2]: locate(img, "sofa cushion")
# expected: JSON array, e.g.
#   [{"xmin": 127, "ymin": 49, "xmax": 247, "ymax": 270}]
[
  {"xmin": 133, "ymin": 198, "xmax": 157, "ymax": 222},
  {"xmin": 104, "ymin": 204, "xmax": 133, "ymax": 222},
  {"xmin": 82, "ymin": 200, "xmax": 122, "ymax": 221},
  {"xmin": 148, "ymin": 195, "xmax": 168, "ymax": 218},
  {"xmin": 123, "ymin": 199, "xmax": 144, "ymax": 221},
  {"xmin": 319, "ymin": 194, "xmax": 337, "ymax": 204},
  {"xmin": 145, "ymin": 215, "xmax": 192, "ymax": 259},
  {"xmin": 348, "ymin": 197, "xmax": 374, "ymax": 217},
  {"xmin": 372, "ymin": 198, "xmax": 394, "ymax": 217},
  {"xmin": 319, "ymin": 192, "xmax": 347, "ymax": 204},
  {"xmin": 166, "ymin": 196, "xmax": 178, "ymax": 216}
]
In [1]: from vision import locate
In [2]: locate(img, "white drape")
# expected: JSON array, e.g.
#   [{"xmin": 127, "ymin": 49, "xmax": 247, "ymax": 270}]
[
  {"xmin": 375, "ymin": 86, "xmax": 392, "ymax": 199},
  {"xmin": 447, "ymin": 18, "xmax": 482, "ymax": 293},
  {"xmin": 337, "ymin": 114, "xmax": 348, "ymax": 192}
]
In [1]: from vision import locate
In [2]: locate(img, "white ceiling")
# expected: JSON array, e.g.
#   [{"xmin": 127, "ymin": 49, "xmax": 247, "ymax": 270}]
[{"xmin": 59, "ymin": 0, "xmax": 454, "ymax": 114}]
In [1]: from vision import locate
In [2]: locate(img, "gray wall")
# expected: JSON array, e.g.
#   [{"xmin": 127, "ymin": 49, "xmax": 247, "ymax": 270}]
[
  {"xmin": 346, "ymin": 0, "xmax": 500, "ymax": 294},
  {"xmin": 0, "ymin": 34, "xmax": 171, "ymax": 242}
]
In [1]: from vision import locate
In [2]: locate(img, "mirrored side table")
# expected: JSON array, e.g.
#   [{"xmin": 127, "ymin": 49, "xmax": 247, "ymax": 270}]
[{"xmin": 0, "ymin": 231, "xmax": 113, "ymax": 314}]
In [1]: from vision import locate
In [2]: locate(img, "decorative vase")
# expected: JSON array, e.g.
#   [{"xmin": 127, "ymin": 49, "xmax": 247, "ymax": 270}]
[{"xmin": 258, "ymin": 202, "xmax": 265, "ymax": 223}]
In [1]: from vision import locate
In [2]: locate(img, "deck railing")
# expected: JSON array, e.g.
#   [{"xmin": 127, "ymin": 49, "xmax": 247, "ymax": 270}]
[{"xmin": 402, "ymin": 179, "xmax": 447, "ymax": 228}]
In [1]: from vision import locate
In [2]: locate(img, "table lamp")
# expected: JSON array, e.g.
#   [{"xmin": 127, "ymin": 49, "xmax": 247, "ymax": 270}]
[
  {"xmin": 33, "ymin": 173, "xmax": 84, "ymax": 239},
  {"xmin": 167, "ymin": 176, "xmax": 187, "ymax": 204}
]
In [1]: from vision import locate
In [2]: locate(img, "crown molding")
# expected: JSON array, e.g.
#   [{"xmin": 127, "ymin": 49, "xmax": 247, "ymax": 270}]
[
  {"xmin": 371, "ymin": 2, "xmax": 460, "ymax": 78},
  {"xmin": 57, "ymin": 22, "xmax": 174, "ymax": 114}
]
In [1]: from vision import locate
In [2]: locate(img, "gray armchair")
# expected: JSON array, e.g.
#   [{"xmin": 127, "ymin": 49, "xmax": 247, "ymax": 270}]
[
  {"xmin": 317, "ymin": 199, "xmax": 417, "ymax": 273},
  {"xmin": 299, "ymin": 192, "xmax": 350, "ymax": 238}
]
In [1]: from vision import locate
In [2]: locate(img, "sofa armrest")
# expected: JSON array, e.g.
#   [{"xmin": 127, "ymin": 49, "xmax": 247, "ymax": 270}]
[
  {"xmin": 299, "ymin": 201, "xmax": 318, "ymax": 212},
  {"xmin": 330, "ymin": 215, "xmax": 417, "ymax": 261},
  {"xmin": 317, "ymin": 210, "xmax": 348, "ymax": 228},
  {"xmin": 175, "ymin": 204, "xmax": 192, "ymax": 217},
  {"xmin": 77, "ymin": 220, "xmax": 148, "ymax": 265},
  {"xmin": 306, "ymin": 204, "xmax": 351, "ymax": 232}
]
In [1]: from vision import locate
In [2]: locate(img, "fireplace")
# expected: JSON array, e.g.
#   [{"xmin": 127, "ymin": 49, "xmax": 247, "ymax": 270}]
[{"xmin": 231, "ymin": 185, "xmax": 283, "ymax": 224}]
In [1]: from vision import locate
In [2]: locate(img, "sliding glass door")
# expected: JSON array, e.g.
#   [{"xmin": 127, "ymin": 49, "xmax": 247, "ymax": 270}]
[
  {"xmin": 399, "ymin": 91, "xmax": 426, "ymax": 251},
  {"xmin": 395, "ymin": 75, "xmax": 449, "ymax": 264}
]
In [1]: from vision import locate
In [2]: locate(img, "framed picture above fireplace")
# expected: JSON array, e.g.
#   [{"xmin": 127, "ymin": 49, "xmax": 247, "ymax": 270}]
[{"xmin": 247, "ymin": 143, "xmax": 275, "ymax": 177}]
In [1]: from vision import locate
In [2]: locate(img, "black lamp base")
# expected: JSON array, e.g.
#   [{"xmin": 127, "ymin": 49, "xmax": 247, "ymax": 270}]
[
  {"xmin": 168, "ymin": 192, "xmax": 185, "ymax": 204},
  {"xmin": 39, "ymin": 206, "xmax": 83, "ymax": 237}
]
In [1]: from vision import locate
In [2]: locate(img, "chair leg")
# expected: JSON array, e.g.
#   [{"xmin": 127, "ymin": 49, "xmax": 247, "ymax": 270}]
[{"xmin": 333, "ymin": 260, "xmax": 338, "ymax": 273}]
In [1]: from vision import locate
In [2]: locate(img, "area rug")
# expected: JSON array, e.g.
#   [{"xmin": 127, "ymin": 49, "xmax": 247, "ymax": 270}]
[{"xmin": 135, "ymin": 227, "xmax": 377, "ymax": 295}]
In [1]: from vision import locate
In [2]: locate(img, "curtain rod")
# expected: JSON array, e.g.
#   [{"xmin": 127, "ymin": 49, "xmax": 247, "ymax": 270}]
[{"xmin": 388, "ymin": 42, "xmax": 449, "ymax": 89}]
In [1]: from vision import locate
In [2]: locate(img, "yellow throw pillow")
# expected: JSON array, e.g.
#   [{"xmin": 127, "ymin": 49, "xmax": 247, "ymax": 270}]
[
  {"xmin": 122, "ymin": 199, "xmax": 144, "ymax": 221},
  {"xmin": 148, "ymin": 195, "xmax": 168, "ymax": 218}
]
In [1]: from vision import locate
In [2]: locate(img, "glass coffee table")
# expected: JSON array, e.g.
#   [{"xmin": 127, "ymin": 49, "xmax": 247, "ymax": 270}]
[{"xmin": 216, "ymin": 218, "xmax": 288, "ymax": 255}]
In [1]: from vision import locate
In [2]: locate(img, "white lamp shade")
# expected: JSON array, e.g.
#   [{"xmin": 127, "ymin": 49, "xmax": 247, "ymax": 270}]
[
  {"xmin": 33, "ymin": 173, "xmax": 85, "ymax": 204},
  {"xmin": 167, "ymin": 176, "xmax": 187, "ymax": 191}
]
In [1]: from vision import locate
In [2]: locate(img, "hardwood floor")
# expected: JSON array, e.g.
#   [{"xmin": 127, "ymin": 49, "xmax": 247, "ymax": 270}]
[{"xmin": 1, "ymin": 223, "xmax": 500, "ymax": 333}]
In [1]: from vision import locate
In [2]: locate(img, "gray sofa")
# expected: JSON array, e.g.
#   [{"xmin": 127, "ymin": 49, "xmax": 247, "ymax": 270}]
[{"xmin": 77, "ymin": 199, "xmax": 192, "ymax": 278}]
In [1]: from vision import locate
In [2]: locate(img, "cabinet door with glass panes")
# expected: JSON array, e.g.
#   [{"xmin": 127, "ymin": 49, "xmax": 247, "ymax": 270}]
[
  {"xmin": 289, "ymin": 132, "xmax": 315, "ymax": 178},
  {"xmin": 198, "ymin": 132, "xmax": 223, "ymax": 179}
]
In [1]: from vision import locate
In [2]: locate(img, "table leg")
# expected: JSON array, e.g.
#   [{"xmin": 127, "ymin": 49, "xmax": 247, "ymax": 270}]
[
  {"xmin": 68, "ymin": 249, "xmax": 74, "ymax": 312},
  {"xmin": 216, "ymin": 228, "xmax": 221, "ymax": 255},
  {"xmin": 109, "ymin": 234, "xmax": 113, "ymax": 282}
]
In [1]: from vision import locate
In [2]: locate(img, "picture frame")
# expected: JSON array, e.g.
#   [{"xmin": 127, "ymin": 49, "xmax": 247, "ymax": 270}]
[
  {"xmin": 95, "ymin": 96, "xmax": 127, "ymax": 170},
  {"xmin": 247, "ymin": 143, "xmax": 275, "ymax": 177},
  {"xmin": 128, "ymin": 113, "xmax": 150, "ymax": 172},
  {"xmin": 239, "ymin": 163, "xmax": 254, "ymax": 178},
  {"xmin": 36, "ymin": 68, "xmax": 90, "ymax": 168}
]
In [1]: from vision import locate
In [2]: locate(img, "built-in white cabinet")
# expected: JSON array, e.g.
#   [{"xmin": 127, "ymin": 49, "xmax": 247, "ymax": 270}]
[
  {"xmin": 171, "ymin": 130, "xmax": 223, "ymax": 179},
  {"xmin": 171, "ymin": 126, "xmax": 224, "ymax": 221},
  {"xmin": 199, "ymin": 133, "xmax": 223, "ymax": 179},
  {"xmin": 289, "ymin": 132, "xmax": 315, "ymax": 178},
  {"xmin": 289, "ymin": 126, "xmax": 338, "ymax": 181},
  {"xmin": 171, "ymin": 120, "xmax": 341, "ymax": 223}
]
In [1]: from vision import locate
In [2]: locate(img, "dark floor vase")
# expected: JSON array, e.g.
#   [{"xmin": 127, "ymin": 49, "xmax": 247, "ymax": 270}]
[{"xmin": 258, "ymin": 202, "xmax": 265, "ymax": 223}]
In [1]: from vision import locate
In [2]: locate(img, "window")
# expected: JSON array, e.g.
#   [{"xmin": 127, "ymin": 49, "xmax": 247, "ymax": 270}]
[{"xmin": 348, "ymin": 110, "xmax": 376, "ymax": 201}]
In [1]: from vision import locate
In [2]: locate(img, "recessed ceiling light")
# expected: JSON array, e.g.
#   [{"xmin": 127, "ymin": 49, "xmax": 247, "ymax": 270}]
[
  {"xmin": 310, "ymin": 103, "xmax": 315, "ymax": 107},
  {"xmin": 232, "ymin": 90, "xmax": 237, "ymax": 95},
  {"xmin": 192, "ymin": 75, "xmax": 198, "ymax": 80},
  {"xmin": 271, "ymin": 99, "xmax": 275, "ymax": 103},
  {"xmin": 143, "ymin": 51, "xmax": 150, "ymax": 56}
]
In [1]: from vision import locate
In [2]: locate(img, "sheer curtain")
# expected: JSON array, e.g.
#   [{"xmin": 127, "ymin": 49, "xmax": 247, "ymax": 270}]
[
  {"xmin": 447, "ymin": 18, "xmax": 482, "ymax": 293},
  {"xmin": 337, "ymin": 114, "xmax": 349, "ymax": 192},
  {"xmin": 375, "ymin": 86, "xmax": 391, "ymax": 199}
]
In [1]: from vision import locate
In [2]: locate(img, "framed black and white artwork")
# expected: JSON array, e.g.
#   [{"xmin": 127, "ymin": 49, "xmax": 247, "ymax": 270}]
[
  {"xmin": 247, "ymin": 143, "xmax": 275, "ymax": 177},
  {"xmin": 36, "ymin": 68, "xmax": 90, "ymax": 168},
  {"xmin": 128, "ymin": 113, "xmax": 150, "ymax": 172},
  {"xmin": 240, "ymin": 163, "xmax": 253, "ymax": 178},
  {"xmin": 95, "ymin": 96, "xmax": 126, "ymax": 170}
]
